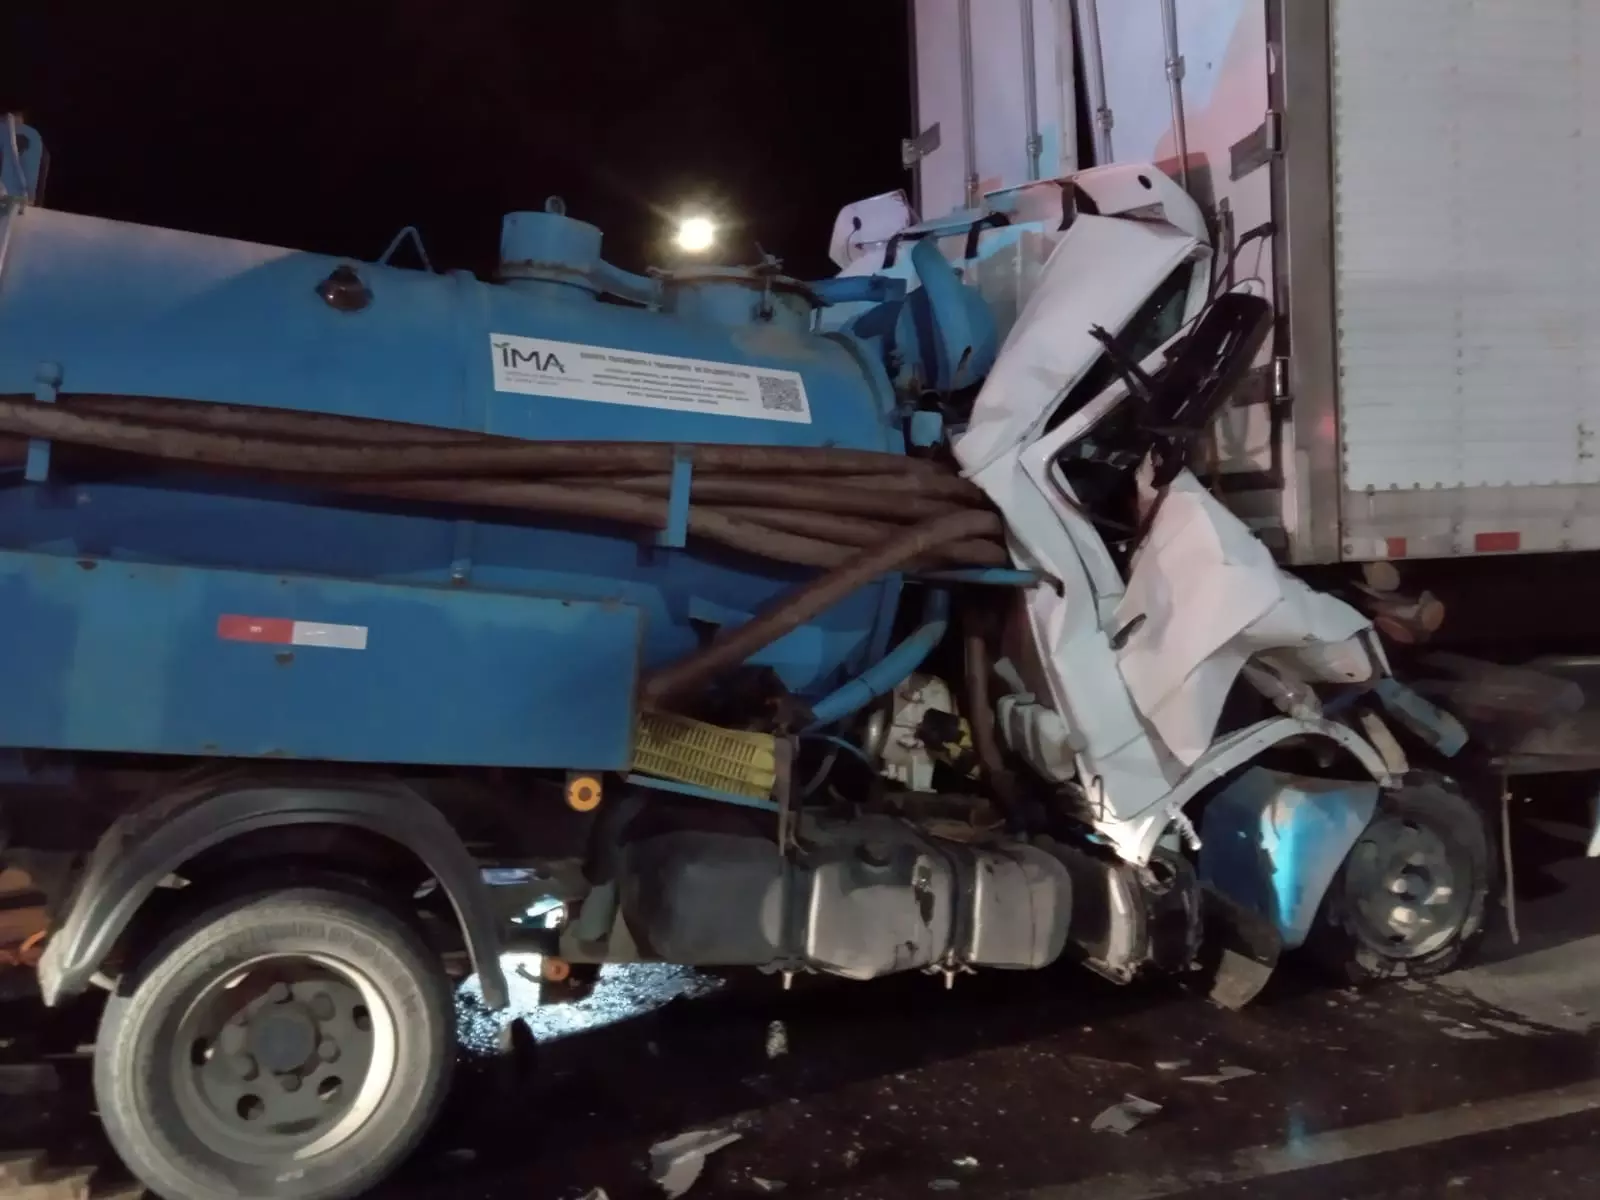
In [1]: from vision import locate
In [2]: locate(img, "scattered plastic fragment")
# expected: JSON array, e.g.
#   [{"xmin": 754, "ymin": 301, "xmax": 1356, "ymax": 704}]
[
  {"xmin": 952, "ymin": 1155, "xmax": 979, "ymax": 1169},
  {"xmin": 766, "ymin": 1020, "xmax": 788, "ymax": 1059},
  {"xmin": 1155, "ymin": 1061, "xmax": 1188, "ymax": 1072},
  {"xmin": 751, "ymin": 1178, "xmax": 786, "ymax": 1194},
  {"xmin": 930, "ymin": 1180, "xmax": 961, "ymax": 1192},
  {"xmin": 1482, "ymin": 1018, "xmax": 1540, "ymax": 1037},
  {"xmin": 650, "ymin": 1128, "xmax": 743, "ymax": 1198},
  {"xmin": 1090, "ymin": 1095, "xmax": 1163, "ymax": 1135},
  {"xmin": 1180, "ymin": 1065, "xmax": 1257, "ymax": 1086}
]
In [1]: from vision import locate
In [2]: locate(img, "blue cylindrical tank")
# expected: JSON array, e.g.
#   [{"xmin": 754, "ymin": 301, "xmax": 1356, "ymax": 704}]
[{"xmin": 0, "ymin": 203, "xmax": 912, "ymax": 696}]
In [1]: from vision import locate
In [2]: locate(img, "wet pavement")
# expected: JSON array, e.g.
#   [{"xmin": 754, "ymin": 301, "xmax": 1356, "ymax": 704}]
[{"xmin": 5, "ymin": 832, "xmax": 1600, "ymax": 1199}]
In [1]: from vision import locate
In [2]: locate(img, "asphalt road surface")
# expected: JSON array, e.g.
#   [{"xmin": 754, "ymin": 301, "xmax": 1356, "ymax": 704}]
[{"xmin": 5, "ymin": 814, "xmax": 1600, "ymax": 1199}]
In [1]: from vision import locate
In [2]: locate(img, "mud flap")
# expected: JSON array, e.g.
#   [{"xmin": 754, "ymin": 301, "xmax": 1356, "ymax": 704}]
[{"xmin": 1196, "ymin": 885, "xmax": 1282, "ymax": 1009}]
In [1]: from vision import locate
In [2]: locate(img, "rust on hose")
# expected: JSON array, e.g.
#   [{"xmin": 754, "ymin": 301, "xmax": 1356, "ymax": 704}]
[
  {"xmin": 595, "ymin": 474, "xmax": 966, "ymax": 520},
  {"xmin": 0, "ymin": 393, "xmax": 1008, "ymax": 574},
  {"xmin": 59, "ymin": 394, "xmax": 481, "ymax": 445},
  {"xmin": 640, "ymin": 509, "xmax": 1002, "ymax": 707},
  {"xmin": 964, "ymin": 610, "xmax": 1020, "ymax": 814},
  {"xmin": 717, "ymin": 505, "xmax": 1008, "ymax": 564},
  {"xmin": 595, "ymin": 469, "xmax": 987, "ymax": 505},
  {"xmin": 0, "ymin": 395, "xmax": 944, "ymax": 477},
  {"xmin": 334, "ymin": 478, "xmax": 865, "ymax": 569}
]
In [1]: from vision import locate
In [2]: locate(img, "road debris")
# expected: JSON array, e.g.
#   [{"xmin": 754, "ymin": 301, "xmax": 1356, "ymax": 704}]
[
  {"xmin": 578, "ymin": 1190, "xmax": 611, "ymax": 1200},
  {"xmin": 765, "ymin": 1020, "xmax": 788, "ymax": 1059},
  {"xmin": 650, "ymin": 1127, "xmax": 743, "ymax": 1198},
  {"xmin": 1180, "ymin": 1065, "xmax": 1257, "ymax": 1086},
  {"xmin": 1155, "ymin": 1060, "xmax": 1188, "ymax": 1071},
  {"xmin": 952, "ymin": 1156, "xmax": 979, "ymax": 1169},
  {"xmin": 1481, "ymin": 1018, "xmax": 1540, "ymax": 1037},
  {"xmin": 929, "ymin": 1180, "xmax": 961, "ymax": 1192},
  {"xmin": 750, "ymin": 1177, "xmax": 786, "ymax": 1194},
  {"xmin": 1441, "ymin": 1026, "xmax": 1496, "ymax": 1041},
  {"xmin": 1090, "ymin": 1095, "xmax": 1162, "ymax": 1135}
]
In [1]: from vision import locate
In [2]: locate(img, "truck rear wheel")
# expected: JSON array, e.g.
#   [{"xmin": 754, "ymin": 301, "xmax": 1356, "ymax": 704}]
[
  {"xmin": 94, "ymin": 885, "xmax": 455, "ymax": 1200},
  {"xmin": 1309, "ymin": 781, "xmax": 1493, "ymax": 984}
]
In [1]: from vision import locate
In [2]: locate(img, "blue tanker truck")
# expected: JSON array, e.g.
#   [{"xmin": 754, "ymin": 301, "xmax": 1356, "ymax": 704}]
[{"xmin": 0, "ymin": 120, "xmax": 1490, "ymax": 1200}]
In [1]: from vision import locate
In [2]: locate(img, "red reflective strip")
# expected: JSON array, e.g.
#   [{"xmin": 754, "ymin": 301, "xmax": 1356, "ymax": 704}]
[
  {"xmin": 1385, "ymin": 537, "xmax": 1408, "ymax": 559},
  {"xmin": 217, "ymin": 615, "xmax": 296, "ymax": 644},
  {"xmin": 1473, "ymin": 531, "xmax": 1521, "ymax": 554}
]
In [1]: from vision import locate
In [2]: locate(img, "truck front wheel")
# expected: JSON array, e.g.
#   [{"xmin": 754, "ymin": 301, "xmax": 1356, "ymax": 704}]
[
  {"xmin": 1309, "ymin": 781, "xmax": 1494, "ymax": 984},
  {"xmin": 94, "ymin": 885, "xmax": 455, "ymax": 1200}
]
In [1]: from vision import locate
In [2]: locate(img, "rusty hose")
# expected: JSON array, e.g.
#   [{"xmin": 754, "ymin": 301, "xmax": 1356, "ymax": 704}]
[
  {"xmin": 595, "ymin": 474, "xmax": 968, "ymax": 520},
  {"xmin": 593, "ymin": 469, "xmax": 987, "ymax": 505},
  {"xmin": 0, "ymin": 394, "xmax": 1009, "ymax": 571},
  {"xmin": 714, "ymin": 505, "xmax": 1009, "ymax": 564},
  {"xmin": 640, "ymin": 509, "xmax": 1002, "ymax": 707},
  {"xmin": 56, "ymin": 394, "xmax": 484, "ymax": 445},
  {"xmin": 0, "ymin": 395, "xmax": 951, "ymax": 477},
  {"xmin": 344, "ymin": 479, "xmax": 1005, "ymax": 570},
  {"xmin": 964, "ymin": 608, "xmax": 1020, "ymax": 815}
]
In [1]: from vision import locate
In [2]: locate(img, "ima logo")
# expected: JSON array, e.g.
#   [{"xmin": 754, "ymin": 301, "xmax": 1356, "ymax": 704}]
[{"xmin": 493, "ymin": 341, "xmax": 566, "ymax": 373}]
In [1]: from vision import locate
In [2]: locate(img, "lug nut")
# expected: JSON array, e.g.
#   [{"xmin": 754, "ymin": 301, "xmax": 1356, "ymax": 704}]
[
  {"xmin": 279, "ymin": 1073, "xmax": 302, "ymax": 1093},
  {"xmin": 317, "ymin": 1039, "xmax": 340, "ymax": 1063},
  {"xmin": 267, "ymin": 982, "xmax": 291, "ymax": 1004},
  {"xmin": 233, "ymin": 1054, "xmax": 259, "ymax": 1081}
]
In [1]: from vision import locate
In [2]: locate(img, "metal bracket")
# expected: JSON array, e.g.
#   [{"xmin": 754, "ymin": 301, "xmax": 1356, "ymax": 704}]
[
  {"xmin": 774, "ymin": 736, "xmax": 798, "ymax": 855},
  {"xmin": 25, "ymin": 362, "xmax": 60, "ymax": 483},
  {"xmin": 1272, "ymin": 356, "xmax": 1291, "ymax": 403},
  {"xmin": 901, "ymin": 123, "xmax": 942, "ymax": 169},
  {"xmin": 654, "ymin": 448, "xmax": 693, "ymax": 549},
  {"xmin": 376, "ymin": 225, "xmax": 435, "ymax": 272},
  {"xmin": 1229, "ymin": 110, "xmax": 1283, "ymax": 181},
  {"xmin": 449, "ymin": 520, "xmax": 474, "ymax": 584}
]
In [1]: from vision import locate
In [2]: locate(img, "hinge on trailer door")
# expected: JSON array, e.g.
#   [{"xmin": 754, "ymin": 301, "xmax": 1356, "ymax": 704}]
[
  {"xmin": 1272, "ymin": 356, "xmax": 1290, "ymax": 404},
  {"xmin": 1229, "ymin": 110, "xmax": 1282, "ymax": 181},
  {"xmin": 902, "ymin": 123, "xmax": 942, "ymax": 169}
]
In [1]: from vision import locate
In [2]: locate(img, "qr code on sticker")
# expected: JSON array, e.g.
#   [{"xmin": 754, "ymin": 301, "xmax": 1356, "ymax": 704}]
[{"xmin": 757, "ymin": 374, "xmax": 805, "ymax": 413}]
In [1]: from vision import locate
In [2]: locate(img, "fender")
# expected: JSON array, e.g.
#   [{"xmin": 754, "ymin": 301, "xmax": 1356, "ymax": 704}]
[
  {"xmin": 1197, "ymin": 766, "xmax": 1381, "ymax": 952},
  {"xmin": 36, "ymin": 775, "xmax": 509, "ymax": 1009},
  {"xmin": 1106, "ymin": 714, "xmax": 1392, "ymax": 865}
]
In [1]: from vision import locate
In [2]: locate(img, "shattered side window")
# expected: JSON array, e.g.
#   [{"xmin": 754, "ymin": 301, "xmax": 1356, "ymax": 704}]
[{"xmin": 1041, "ymin": 263, "xmax": 1196, "ymax": 434}]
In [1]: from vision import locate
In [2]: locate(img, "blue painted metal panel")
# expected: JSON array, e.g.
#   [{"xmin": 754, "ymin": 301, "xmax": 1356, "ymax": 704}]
[
  {"xmin": 0, "ymin": 482, "xmax": 892, "ymax": 698},
  {"xmin": 0, "ymin": 208, "xmax": 901, "ymax": 450},
  {"xmin": 0, "ymin": 206, "xmax": 912, "ymax": 703},
  {"xmin": 1199, "ymin": 767, "xmax": 1378, "ymax": 950},
  {"xmin": 0, "ymin": 549, "xmax": 641, "ymax": 768}
]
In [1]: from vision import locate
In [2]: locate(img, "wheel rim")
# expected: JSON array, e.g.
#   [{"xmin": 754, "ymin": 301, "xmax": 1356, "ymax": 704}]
[
  {"xmin": 170, "ymin": 953, "xmax": 397, "ymax": 1166},
  {"xmin": 1343, "ymin": 814, "xmax": 1471, "ymax": 959}
]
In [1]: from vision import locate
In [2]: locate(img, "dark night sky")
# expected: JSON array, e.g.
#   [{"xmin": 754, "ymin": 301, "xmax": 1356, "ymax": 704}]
[{"xmin": 0, "ymin": 2, "xmax": 911, "ymax": 280}]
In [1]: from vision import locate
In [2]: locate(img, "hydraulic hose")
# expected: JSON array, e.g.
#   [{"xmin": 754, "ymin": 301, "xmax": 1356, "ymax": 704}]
[
  {"xmin": 596, "ymin": 475, "xmax": 967, "ymax": 520},
  {"xmin": 964, "ymin": 607, "xmax": 1021, "ymax": 816},
  {"xmin": 713, "ymin": 505, "xmax": 1008, "ymax": 564},
  {"xmin": 640, "ymin": 509, "xmax": 1000, "ymax": 707},
  {"xmin": 0, "ymin": 395, "xmax": 951, "ymax": 477},
  {"xmin": 0, "ymin": 393, "xmax": 1010, "ymax": 572},
  {"xmin": 53, "ymin": 394, "xmax": 482, "ymax": 445},
  {"xmin": 592, "ymin": 469, "xmax": 986, "ymax": 504}
]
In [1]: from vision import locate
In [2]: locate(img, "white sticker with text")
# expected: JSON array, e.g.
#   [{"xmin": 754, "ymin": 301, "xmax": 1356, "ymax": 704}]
[{"xmin": 489, "ymin": 333, "xmax": 812, "ymax": 424}]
